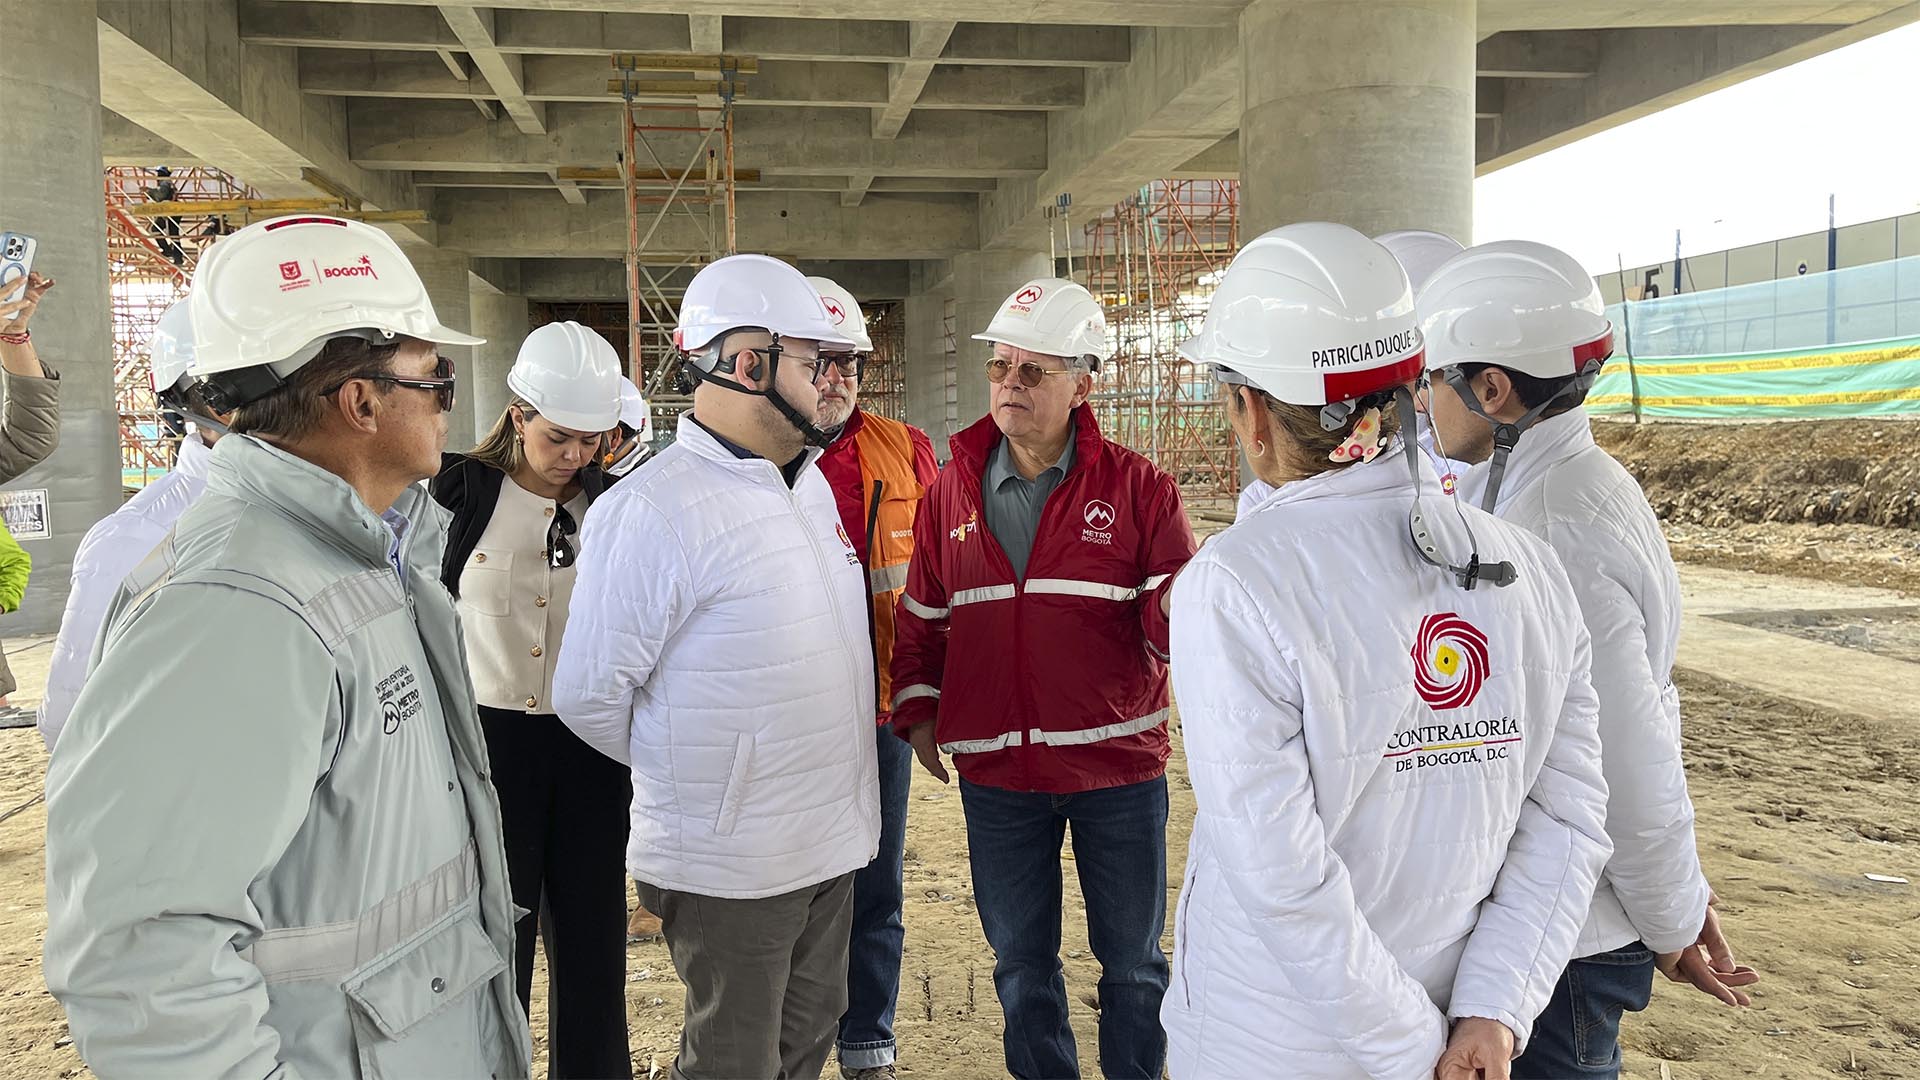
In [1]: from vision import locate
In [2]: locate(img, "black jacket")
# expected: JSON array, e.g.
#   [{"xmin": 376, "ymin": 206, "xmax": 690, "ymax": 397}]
[{"xmin": 429, "ymin": 453, "xmax": 608, "ymax": 598}]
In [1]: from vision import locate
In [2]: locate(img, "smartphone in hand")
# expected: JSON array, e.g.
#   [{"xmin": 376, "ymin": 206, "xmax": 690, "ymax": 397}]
[{"xmin": 0, "ymin": 233, "xmax": 37, "ymax": 306}]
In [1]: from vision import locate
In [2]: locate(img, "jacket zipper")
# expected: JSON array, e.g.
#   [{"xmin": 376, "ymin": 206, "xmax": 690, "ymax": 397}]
[{"xmin": 790, "ymin": 484, "xmax": 872, "ymax": 816}]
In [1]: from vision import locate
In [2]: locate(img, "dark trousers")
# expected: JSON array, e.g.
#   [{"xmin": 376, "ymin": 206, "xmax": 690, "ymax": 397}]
[
  {"xmin": 837, "ymin": 727, "xmax": 915, "ymax": 1069},
  {"xmin": 479, "ymin": 707, "xmax": 634, "ymax": 1080},
  {"xmin": 960, "ymin": 775, "xmax": 1171, "ymax": 1080},
  {"xmin": 1511, "ymin": 942, "xmax": 1658, "ymax": 1080}
]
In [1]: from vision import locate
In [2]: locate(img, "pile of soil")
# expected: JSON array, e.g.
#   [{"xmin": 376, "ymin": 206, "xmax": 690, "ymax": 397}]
[
  {"xmin": 1596, "ymin": 418, "xmax": 1920, "ymax": 596},
  {"xmin": 1597, "ymin": 417, "xmax": 1920, "ymax": 531}
]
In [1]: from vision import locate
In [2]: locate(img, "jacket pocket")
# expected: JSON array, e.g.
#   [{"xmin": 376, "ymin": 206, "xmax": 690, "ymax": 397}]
[
  {"xmin": 714, "ymin": 733, "xmax": 755, "ymax": 837},
  {"xmin": 459, "ymin": 549, "xmax": 513, "ymax": 617},
  {"xmin": 343, "ymin": 906, "xmax": 508, "ymax": 1080}
]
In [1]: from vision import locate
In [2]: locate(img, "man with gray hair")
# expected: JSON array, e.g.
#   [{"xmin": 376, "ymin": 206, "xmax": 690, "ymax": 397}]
[{"xmin": 891, "ymin": 278, "xmax": 1196, "ymax": 1079}]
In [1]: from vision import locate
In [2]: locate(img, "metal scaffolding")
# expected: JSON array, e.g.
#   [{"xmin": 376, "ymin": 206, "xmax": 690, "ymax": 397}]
[
  {"xmin": 610, "ymin": 52, "xmax": 752, "ymax": 424},
  {"xmin": 1079, "ymin": 179, "xmax": 1241, "ymax": 505},
  {"xmin": 104, "ymin": 166, "xmax": 257, "ymax": 488},
  {"xmin": 861, "ymin": 301, "xmax": 908, "ymax": 422}
]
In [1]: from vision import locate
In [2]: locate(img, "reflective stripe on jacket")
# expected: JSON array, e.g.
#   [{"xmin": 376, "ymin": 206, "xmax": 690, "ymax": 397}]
[{"xmin": 890, "ymin": 406, "xmax": 1195, "ymax": 794}]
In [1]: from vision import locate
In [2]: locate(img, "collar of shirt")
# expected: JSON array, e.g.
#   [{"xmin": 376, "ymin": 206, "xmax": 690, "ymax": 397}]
[
  {"xmin": 380, "ymin": 505, "xmax": 411, "ymax": 585},
  {"xmin": 687, "ymin": 414, "xmax": 808, "ymax": 487},
  {"xmin": 987, "ymin": 424, "xmax": 1076, "ymax": 492}
]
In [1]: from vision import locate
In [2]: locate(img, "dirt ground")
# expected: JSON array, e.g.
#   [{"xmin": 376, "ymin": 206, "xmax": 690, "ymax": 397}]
[{"xmin": 3, "ymin": 415, "xmax": 1920, "ymax": 1079}]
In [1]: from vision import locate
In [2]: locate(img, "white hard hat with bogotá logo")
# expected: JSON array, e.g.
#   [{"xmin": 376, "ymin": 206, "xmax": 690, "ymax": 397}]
[
  {"xmin": 972, "ymin": 277, "xmax": 1111, "ymax": 370},
  {"xmin": 674, "ymin": 253, "xmax": 857, "ymax": 446},
  {"xmin": 1184, "ymin": 221, "xmax": 1517, "ymax": 591},
  {"xmin": 187, "ymin": 215, "xmax": 483, "ymax": 411},
  {"xmin": 508, "ymin": 320, "xmax": 623, "ymax": 432},
  {"xmin": 806, "ymin": 276, "xmax": 874, "ymax": 354}
]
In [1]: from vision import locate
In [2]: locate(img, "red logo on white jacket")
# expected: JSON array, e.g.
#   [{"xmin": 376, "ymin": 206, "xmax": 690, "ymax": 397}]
[{"xmin": 1412, "ymin": 612, "xmax": 1489, "ymax": 710}]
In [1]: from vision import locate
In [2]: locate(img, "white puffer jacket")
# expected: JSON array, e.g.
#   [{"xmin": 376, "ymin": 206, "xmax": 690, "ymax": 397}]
[
  {"xmin": 1165, "ymin": 444, "xmax": 1613, "ymax": 1080},
  {"xmin": 1459, "ymin": 407, "xmax": 1711, "ymax": 957},
  {"xmin": 553, "ymin": 419, "xmax": 880, "ymax": 899},
  {"xmin": 38, "ymin": 434, "xmax": 213, "ymax": 750}
]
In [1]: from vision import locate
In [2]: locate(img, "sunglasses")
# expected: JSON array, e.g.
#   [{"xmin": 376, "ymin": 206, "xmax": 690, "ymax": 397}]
[
  {"xmin": 323, "ymin": 355, "xmax": 458, "ymax": 413},
  {"xmin": 817, "ymin": 354, "xmax": 865, "ymax": 378},
  {"xmin": 546, "ymin": 503, "xmax": 577, "ymax": 569},
  {"xmin": 985, "ymin": 356, "xmax": 1078, "ymax": 388}
]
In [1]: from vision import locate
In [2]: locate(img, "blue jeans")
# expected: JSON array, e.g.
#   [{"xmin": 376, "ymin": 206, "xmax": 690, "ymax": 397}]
[
  {"xmin": 1512, "ymin": 942, "xmax": 1657, "ymax": 1079},
  {"xmin": 837, "ymin": 728, "xmax": 915, "ymax": 1070},
  {"xmin": 960, "ymin": 775, "xmax": 1170, "ymax": 1080}
]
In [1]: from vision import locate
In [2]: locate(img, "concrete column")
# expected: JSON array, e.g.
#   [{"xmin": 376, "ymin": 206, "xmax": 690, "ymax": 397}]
[
  {"xmin": 468, "ymin": 288, "xmax": 528, "ymax": 436},
  {"xmin": 947, "ymin": 249, "xmax": 1051, "ymax": 429},
  {"xmin": 1, "ymin": 0, "xmax": 116, "ymax": 636},
  {"xmin": 410, "ymin": 248, "xmax": 478, "ymax": 450},
  {"xmin": 1238, "ymin": 0, "xmax": 1475, "ymax": 240},
  {"xmin": 901, "ymin": 267, "xmax": 953, "ymax": 444}
]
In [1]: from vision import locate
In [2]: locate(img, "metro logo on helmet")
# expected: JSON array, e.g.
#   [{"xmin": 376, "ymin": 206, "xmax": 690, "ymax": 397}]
[
  {"xmin": 823, "ymin": 298, "xmax": 846, "ymax": 324},
  {"xmin": 1014, "ymin": 284, "xmax": 1044, "ymax": 306}
]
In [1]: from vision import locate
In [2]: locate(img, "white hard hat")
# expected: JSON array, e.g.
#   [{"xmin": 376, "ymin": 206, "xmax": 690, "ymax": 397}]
[
  {"xmin": 972, "ymin": 277, "xmax": 1111, "ymax": 367},
  {"xmin": 1417, "ymin": 240, "xmax": 1614, "ymax": 379},
  {"xmin": 508, "ymin": 321, "xmax": 623, "ymax": 432},
  {"xmin": 617, "ymin": 376, "xmax": 653, "ymax": 441},
  {"xmin": 1179, "ymin": 222, "xmax": 1423, "ymax": 406},
  {"xmin": 187, "ymin": 215, "xmax": 482, "ymax": 406},
  {"xmin": 1374, "ymin": 230, "xmax": 1464, "ymax": 293},
  {"xmin": 806, "ymin": 276, "xmax": 874, "ymax": 353},
  {"xmin": 676, "ymin": 253, "xmax": 857, "ymax": 355},
  {"xmin": 149, "ymin": 298, "xmax": 197, "ymax": 395}
]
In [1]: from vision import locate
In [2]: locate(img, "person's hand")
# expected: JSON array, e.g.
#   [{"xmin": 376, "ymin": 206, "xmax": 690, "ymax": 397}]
[
  {"xmin": 0, "ymin": 272, "xmax": 54, "ymax": 335},
  {"xmin": 1435, "ymin": 1017, "xmax": 1515, "ymax": 1080},
  {"xmin": 1658, "ymin": 896, "xmax": 1758, "ymax": 1006},
  {"xmin": 906, "ymin": 720, "xmax": 949, "ymax": 784}
]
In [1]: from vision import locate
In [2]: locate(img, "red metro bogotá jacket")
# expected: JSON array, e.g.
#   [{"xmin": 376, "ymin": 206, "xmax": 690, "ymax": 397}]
[{"xmin": 890, "ymin": 406, "xmax": 1196, "ymax": 794}]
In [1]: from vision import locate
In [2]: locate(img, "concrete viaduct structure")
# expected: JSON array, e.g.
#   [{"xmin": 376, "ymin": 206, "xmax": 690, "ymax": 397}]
[{"xmin": 3, "ymin": 0, "xmax": 1917, "ymax": 631}]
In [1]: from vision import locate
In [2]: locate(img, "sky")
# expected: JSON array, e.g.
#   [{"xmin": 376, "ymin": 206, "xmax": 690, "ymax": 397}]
[{"xmin": 1473, "ymin": 20, "xmax": 1920, "ymax": 275}]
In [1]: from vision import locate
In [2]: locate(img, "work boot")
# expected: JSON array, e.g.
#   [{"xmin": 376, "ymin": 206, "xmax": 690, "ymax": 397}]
[
  {"xmin": 626, "ymin": 904, "xmax": 662, "ymax": 943},
  {"xmin": 840, "ymin": 1066, "xmax": 896, "ymax": 1080}
]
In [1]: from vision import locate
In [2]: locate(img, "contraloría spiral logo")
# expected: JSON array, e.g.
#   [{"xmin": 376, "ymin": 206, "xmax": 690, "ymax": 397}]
[{"xmin": 1412, "ymin": 612, "xmax": 1489, "ymax": 710}]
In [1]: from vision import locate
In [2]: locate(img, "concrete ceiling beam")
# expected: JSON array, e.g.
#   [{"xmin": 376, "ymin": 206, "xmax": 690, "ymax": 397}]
[
  {"xmin": 431, "ymin": 188, "xmax": 979, "ymax": 260},
  {"xmin": 437, "ymin": 5, "xmax": 548, "ymax": 134},
  {"xmin": 1476, "ymin": 31, "xmax": 1598, "ymax": 78},
  {"xmin": 872, "ymin": 21, "xmax": 956, "ymax": 140},
  {"xmin": 1478, "ymin": 14, "xmax": 1918, "ymax": 173},
  {"xmin": 348, "ymin": 100, "xmax": 1047, "ymax": 177},
  {"xmin": 269, "ymin": 0, "xmax": 1242, "ymax": 29},
  {"xmin": 245, "ymin": 5, "xmax": 1129, "ymax": 66},
  {"xmin": 299, "ymin": 51, "xmax": 1081, "ymax": 110},
  {"xmin": 96, "ymin": 0, "xmax": 420, "ymax": 215},
  {"xmin": 411, "ymin": 169, "xmax": 999, "ymax": 193}
]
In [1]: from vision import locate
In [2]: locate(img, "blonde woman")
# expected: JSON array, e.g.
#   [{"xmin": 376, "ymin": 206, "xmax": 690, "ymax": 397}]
[{"xmin": 431, "ymin": 321, "xmax": 630, "ymax": 1079}]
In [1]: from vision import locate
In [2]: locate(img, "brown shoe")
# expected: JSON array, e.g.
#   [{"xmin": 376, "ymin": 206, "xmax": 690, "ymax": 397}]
[{"xmin": 626, "ymin": 904, "xmax": 663, "ymax": 943}]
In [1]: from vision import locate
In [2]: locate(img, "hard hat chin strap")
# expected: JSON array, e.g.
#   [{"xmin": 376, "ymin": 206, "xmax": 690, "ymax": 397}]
[
  {"xmin": 1395, "ymin": 385, "xmax": 1518, "ymax": 591},
  {"xmin": 1440, "ymin": 364, "xmax": 1598, "ymax": 514},
  {"xmin": 690, "ymin": 330, "xmax": 835, "ymax": 448}
]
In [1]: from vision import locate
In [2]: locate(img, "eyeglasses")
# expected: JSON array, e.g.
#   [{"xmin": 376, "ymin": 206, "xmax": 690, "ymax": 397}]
[
  {"xmin": 985, "ymin": 357, "xmax": 1078, "ymax": 388},
  {"xmin": 817, "ymin": 354, "xmax": 865, "ymax": 378},
  {"xmin": 743, "ymin": 347, "xmax": 823, "ymax": 381},
  {"xmin": 546, "ymin": 503, "xmax": 577, "ymax": 569},
  {"xmin": 323, "ymin": 355, "xmax": 458, "ymax": 413}
]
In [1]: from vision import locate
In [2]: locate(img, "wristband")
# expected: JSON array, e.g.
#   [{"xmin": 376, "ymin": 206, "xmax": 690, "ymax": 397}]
[{"xmin": 0, "ymin": 330, "xmax": 28, "ymax": 346}]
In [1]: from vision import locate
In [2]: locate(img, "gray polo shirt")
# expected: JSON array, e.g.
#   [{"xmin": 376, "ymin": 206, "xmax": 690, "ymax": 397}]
[{"xmin": 982, "ymin": 425, "xmax": 1076, "ymax": 582}]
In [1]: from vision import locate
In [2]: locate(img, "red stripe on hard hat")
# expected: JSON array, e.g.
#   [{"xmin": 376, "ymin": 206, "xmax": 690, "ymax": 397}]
[
  {"xmin": 1323, "ymin": 351, "xmax": 1425, "ymax": 402},
  {"xmin": 1573, "ymin": 329, "xmax": 1615, "ymax": 371},
  {"xmin": 263, "ymin": 217, "xmax": 350, "ymax": 231}
]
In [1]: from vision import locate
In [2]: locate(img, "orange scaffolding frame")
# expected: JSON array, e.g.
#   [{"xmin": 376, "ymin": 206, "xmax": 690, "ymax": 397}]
[
  {"xmin": 104, "ymin": 166, "xmax": 257, "ymax": 487},
  {"xmin": 1080, "ymin": 179, "xmax": 1241, "ymax": 505},
  {"xmin": 861, "ymin": 301, "xmax": 908, "ymax": 422}
]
